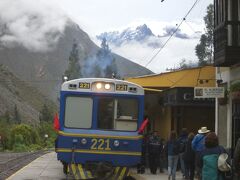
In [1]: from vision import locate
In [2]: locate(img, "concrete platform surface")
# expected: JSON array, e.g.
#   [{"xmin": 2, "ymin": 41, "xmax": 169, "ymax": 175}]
[
  {"xmin": 7, "ymin": 152, "xmax": 186, "ymax": 180},
  {"xmin": 7, "ymin": 152, "xmax": 65, "ymax": 180}
]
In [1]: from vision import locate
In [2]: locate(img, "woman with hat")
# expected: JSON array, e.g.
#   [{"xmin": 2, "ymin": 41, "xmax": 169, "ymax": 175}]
[
  {"xmin": 192, "ymin": 127, "xmax": 210, "ymax": 179},
  {"xmin": 199, "ymin": 132, "xmax": 226, "ymax": 180}
]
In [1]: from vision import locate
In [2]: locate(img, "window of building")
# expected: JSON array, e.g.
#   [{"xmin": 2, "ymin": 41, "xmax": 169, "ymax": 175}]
[{"xmin": 64, "ymin": 96, "xmax": 93, "ymax": 128}]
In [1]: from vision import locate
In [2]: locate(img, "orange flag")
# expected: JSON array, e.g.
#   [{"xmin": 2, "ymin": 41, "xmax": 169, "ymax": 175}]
[{"xmin": 53, "ymin": 113, "xmax": 60, "ymax": 131}]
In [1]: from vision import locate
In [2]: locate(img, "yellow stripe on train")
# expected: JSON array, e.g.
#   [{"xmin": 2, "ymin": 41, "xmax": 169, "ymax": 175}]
[
  {"xmin": 58, "ymin": 131, "xmax": 143, "ymax": 140},
  {"xmin": 56, "ymin": 148, "xmax": 141, "ymax": 156}
]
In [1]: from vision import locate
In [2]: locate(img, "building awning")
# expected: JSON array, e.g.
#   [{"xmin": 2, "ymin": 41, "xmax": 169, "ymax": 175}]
[{"xmin": 127, "ymin": 66, "xmax": 216, "ymax": 90}]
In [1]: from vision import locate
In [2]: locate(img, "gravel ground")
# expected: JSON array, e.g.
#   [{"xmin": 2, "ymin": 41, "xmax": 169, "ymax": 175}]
[{"xmin": 0, "ymin": 150, "xmax": 48, "ymax": 179}]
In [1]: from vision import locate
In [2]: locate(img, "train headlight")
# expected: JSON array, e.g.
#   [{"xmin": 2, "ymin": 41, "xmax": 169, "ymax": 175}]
[
  {"xmin": 105, "ymin": 83, "xmax": 111, "ymax": 90},
  {"xmin": 81, "ymin": 138, "xmax": 87, "ymax": 145},
  {"xmin": 96, "ymin": 83, "xmax": 102, "ymax": 89},
  {"xmin": 113, "ymin": 140, "xmax": 120, "ymax": 147}
]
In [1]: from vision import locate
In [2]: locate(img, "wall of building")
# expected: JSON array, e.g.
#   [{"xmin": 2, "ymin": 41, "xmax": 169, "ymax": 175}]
[
  {"xmin": 218, "ymin": 104, "xmax": 228, "ymax": 147},
  {"xmin": 179, "ymin": 106, "xmax": 215, "ymax": 135},
  {"xmin": 216, "ymin": 66, "xmax": 240, "ymax": 148},
  {"xmin": 145, "ymin": 93, "xmax": 215, "ymax": 140},
  {"xmin": 145, "ymin": 93, "xmax": 171, "ymax": 140}
]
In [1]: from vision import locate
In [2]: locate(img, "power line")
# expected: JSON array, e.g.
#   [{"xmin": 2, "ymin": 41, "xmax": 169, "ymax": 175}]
[{"xmin": 144, "ymin": 0, "xmax": 201, "ymax": 68}]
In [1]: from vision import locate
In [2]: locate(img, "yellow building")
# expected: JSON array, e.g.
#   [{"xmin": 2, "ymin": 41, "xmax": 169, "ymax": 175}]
[{"xmin": 127, "ymin": 66, "xmax": 216, "ymax": 139}]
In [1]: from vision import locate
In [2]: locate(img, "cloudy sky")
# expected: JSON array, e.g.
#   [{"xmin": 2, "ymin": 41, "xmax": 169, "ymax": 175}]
[
  {"xmin": 0, "ymin": 0, "xmax": 213, "ymax": 73},
  {"xmin": 54, "ymin": 0, "xmax": 213, "ymax": 73}
]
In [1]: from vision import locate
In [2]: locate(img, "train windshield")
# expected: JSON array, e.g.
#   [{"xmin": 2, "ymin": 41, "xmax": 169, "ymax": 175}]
[
  {"xmin": 97, "ymin": 97, "xmax": 138, "ymax": 131},
  {"xmin": 64, "ymin": 96, "xmax": 93, "ymax": 128}
]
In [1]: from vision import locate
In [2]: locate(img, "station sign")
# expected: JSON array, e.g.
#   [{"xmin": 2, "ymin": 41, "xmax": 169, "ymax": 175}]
[{"xmin": 194, "ymin": 87, "xmax": 225, "ymax": 98}]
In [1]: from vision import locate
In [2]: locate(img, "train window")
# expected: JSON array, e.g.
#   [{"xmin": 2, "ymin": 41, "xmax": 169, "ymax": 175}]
[
  {"xmin": 64, "ymin": 96, "xmax": 93, "ymax": 128},
  {"xmin": 97, "ymin": 97, "xmax": 138, "ymax": 131}
]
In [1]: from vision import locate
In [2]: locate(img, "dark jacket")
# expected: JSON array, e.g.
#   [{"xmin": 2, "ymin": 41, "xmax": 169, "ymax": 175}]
[
  {"xmin": 234, "ymin": 138, "xmax": 240, "ymax": 175},
  {"xmin": 148, "ymin": 135, "xmax": 162, "ymax": 155},
  {"xmin": 178, "ymin": 133, "xmax": 188, "ymax": 153},
  {"xmin": 183, "ymin": 139, "xmax": 195, "ymax": 162},
  {"xmin": 166, "ymin": 140, "xmax": 180, "ymax": 156}
]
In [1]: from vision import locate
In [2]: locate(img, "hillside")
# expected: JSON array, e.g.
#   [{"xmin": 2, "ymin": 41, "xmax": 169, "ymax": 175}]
[
  {"xmin": 0, "ymin": 21, "xmax": 152, "ymax": 102},
  {"xmin": 0, "ymin": 65, "xmax": 56, "ymax": 124}
]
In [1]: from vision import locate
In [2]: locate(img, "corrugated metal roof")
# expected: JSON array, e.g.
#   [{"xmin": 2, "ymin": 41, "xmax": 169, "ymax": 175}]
[{"xmin": 127, "ymin": 66, "xmax": 216, "ymax": 89}]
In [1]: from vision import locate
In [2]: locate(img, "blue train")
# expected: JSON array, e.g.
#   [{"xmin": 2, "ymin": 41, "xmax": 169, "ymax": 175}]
[{"xmin": 55, "ymin": 78, "xmax": 145, "ymax": 179}]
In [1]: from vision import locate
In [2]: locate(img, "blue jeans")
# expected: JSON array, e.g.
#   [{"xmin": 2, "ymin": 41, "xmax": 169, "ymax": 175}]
[
  {"xmin": 179, "ymin": 152, "xmax": 185, "ymax": 176},
  {"xmin": 168, "ymin": 155, "xmax": 179, "ymax": 180}
]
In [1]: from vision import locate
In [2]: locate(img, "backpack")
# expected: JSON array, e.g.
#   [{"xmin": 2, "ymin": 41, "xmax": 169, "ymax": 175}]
[
  {"xmin": 172, "ymin": 141, "xmax": 179, "ymax": 155},
  {"xmin": 179, "ymin": 140, "xmax": 186, "ymax": 153},
  {"xmin": 202, "ymin": 154, "xmax": 220, "ymax": 180}
]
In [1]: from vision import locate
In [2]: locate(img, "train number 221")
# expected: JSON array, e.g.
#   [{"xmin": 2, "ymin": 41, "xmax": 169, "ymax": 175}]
[{"xmin": 90, "ymin": 139, "xmax": 111, "ymax": 151}]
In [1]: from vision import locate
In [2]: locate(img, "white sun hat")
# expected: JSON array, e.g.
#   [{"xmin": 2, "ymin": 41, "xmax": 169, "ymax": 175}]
[{"xmin": 198, "ymin": 127, "xmax": 210, "ymax": 134}]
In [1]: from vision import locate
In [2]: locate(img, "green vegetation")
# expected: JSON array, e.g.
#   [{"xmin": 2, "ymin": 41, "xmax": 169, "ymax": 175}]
[
  {"xmin": 0, "ymin": 105, "xmax": 57, "ymax": 152},
  {"xmin": 195, "ymin": 4, "xmax": 214, "ymax": 66},
  {"xmin": 64, "ymin": 41, "xmax": 82, "ymax": 80},
  {"xmin": 230, "ymin": 82, "xmax": 240, "ymax": 92},
  {"xmin": 83, "ymin": 38, "xmax": 120, "ymax": 78},
  {"xmin": 97, "ymin": 38, "xmax": 119, "ymax": 78}
]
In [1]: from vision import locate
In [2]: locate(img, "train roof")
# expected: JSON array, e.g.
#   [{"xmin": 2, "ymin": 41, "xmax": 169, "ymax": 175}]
[{"xmin": 61, "ymin": 78, "xmax": 144, "ymax": 95}]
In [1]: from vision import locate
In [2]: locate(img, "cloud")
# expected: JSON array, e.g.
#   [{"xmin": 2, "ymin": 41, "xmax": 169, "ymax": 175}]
[
  {"xmin": 125, "ymin": 19, "xmax": 205, "ymax": 39},
  {"xmin": 109, "ymin": 36, "xmax": 199, "ymax": 73},
  {"xmin": 92, "ymin": 19, "xmax": 204, "ymax": 73},
  {"xmin": 0, "ymin": 0, "xmax": 68, "ymax": 52}
]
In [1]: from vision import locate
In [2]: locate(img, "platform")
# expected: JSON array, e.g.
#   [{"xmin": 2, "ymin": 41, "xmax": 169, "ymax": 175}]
[
  {"xmin": 7, "ymin": 152, "xmax": 186, "ymax": 180},
  {"xmin": 7, "ymin": 152, "xmax": 65, "ymax": 180}
]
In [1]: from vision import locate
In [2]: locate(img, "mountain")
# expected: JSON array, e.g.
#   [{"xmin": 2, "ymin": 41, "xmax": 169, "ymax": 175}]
[
  {"xmin": 0, "ymin": 65, "xmax": 56, "ymax": 124},
  {"xmin": 96, "ymin": 24, "xmax": 199, "ymax": 49},
  {"xmin": 96, "ymin": 24, "xmax": 160, "ymax": 47},
  {"xmin": 0, "ymin": 20, "xmax": 153, "ymax": 103}
]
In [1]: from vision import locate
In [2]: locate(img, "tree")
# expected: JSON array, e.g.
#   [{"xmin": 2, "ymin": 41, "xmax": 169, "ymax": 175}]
[
  {"xmin": 96, "ymin": 38, "xmax": 119, "ymax": 78},
  {"xmin": 14, "ymin": 105, "xmax": 21, "ymax": 124},
  {"xmin": 64, "ymin": 41, "xmax": 82, "ymax": 80},
  {"xmin": 195, "ymin": 4, "xmax": 214, "ymax": 65},
  {"xmin": 39, "ymin": 104, "xmax": 53, "ymax": 123},
  {"xmin": 196, "ymin": 34, "xmax": 208, "ymax": 66}
]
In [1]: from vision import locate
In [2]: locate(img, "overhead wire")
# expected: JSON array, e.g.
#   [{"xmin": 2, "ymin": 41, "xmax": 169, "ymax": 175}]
[{"xmin": 144, "ymin": 0, "xmax": 201, "ymax": 68}]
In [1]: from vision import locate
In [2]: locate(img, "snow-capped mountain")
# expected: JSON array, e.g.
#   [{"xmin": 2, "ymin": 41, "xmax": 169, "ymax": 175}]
[
  {"xmin": 96, "ymin": 24, "xmax": 195, "ymax": 49},
  {"xmin": 96, "ymin": 24, "xmax": 159, "ymax": 47},
  {"xmin": 95, "ymin": 23, "xmax": 201, "ymax": 73}
]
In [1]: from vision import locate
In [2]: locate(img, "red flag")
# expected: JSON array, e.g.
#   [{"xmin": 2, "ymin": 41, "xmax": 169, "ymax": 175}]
[
  {"xmin": 138, "ymin": 118, "xmax": 149, "ymax": 134},
  {"xmin": 53, "ymin": 113, "xmax": 60, "ymax": 131}
]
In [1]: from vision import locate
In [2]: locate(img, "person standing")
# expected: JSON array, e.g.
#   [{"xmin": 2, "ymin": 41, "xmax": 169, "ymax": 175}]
[
  {"xmin": 199, "ymin": 132, "xmax": 226, "ymax": 180},
  {"xmin": 148, "ymin": 131, "xmax": 162, "ymax": 174},
  {"xmin": 233, "ymin": 138, "xmax": 240, "ymax": 179},
  {"xmin": 192, "ymin": 126, "xmax": 210, "ymax": 179},
  {"xmin": 177, "ymin": 128, "xmax": 188, "ymax": 178},
  {"xmin": 159, "ymin": 138, "xmax": 166, "ymax": 173},
  {"xmin": 137, "ymin": 133, "xmax": 147, "ymax": 174},
  {"xmin": 183, "ymin": 132, "xmax": 195, "ymax": 180},
  {"xmin": 166, "ymin": 131, "xmax": 180, "ymax": 180}
]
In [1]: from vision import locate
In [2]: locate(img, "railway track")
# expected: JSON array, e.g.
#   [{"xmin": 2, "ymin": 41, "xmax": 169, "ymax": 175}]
[{"xmin": 0, "ymin": 150, "xmax": 48, "ymax": 179}]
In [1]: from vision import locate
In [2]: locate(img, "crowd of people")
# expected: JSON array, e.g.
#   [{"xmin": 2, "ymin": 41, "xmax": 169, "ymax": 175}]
[{"xmin": 137, "ymin": 126, "xmax": 239, "ymax": 180}]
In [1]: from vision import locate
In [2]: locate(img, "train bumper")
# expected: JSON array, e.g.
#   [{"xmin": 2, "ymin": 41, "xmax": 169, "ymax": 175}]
[{"xmin": 67, "ymin": 163, "xmax": 130, "ymax": 180}]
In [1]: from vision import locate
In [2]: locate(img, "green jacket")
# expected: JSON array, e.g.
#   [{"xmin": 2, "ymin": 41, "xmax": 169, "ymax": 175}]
[{"xmin": 202, "ymin": 154, "xmax": 223, "ymax": 180}]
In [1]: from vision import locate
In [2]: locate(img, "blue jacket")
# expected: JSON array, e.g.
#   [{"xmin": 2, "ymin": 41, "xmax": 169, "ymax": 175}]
[
  {"xmin": 166, "ymin": 140, "xmax": 180, "ymax": 156},
  {"xmin": 192, "ymin": 133, "xmax": 206, "ymax": 152}
]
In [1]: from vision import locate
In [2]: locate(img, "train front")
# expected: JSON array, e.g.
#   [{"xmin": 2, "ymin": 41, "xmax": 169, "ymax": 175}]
[{"xmin": 55, "ymin": 78, "xmax": 145, "ymax": 179}]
